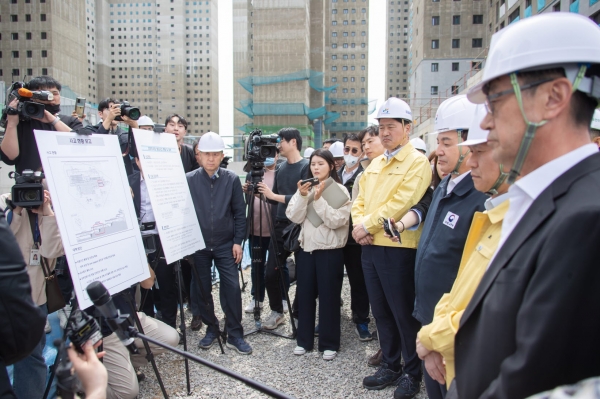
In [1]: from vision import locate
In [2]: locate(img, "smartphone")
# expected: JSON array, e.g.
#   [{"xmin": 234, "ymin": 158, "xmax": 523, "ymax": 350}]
[
  {"xmin": 380, "ymin": 217, "xmax": 402, "ymax": 243},
  {"xmin": 300, "ymin": 177, "xmax": 320, "ymax": 187},
  {"xmin": 75, "ymin": 97, "xmax": 86, "ymax": 118}
]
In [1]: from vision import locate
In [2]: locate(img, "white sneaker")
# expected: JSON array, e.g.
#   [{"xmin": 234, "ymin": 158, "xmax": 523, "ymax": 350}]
[
  {"xmin": 45, "ymin": 318, "xmax": 52, "ymax": 334},
  {"xmin": 262, "ymin": 311, "xmax": 284, "ymax": 330},
  {"xmin": 57, "ymin": 304, "xmax": 72, "ymax": 329},
  {"xmin": 323, "ymin": 350, "xmax": 337, "ymax": 361},
  {"xmin": 294, "ymin": 346, "xmax": 306, "ymax": 356},
  {"xmin": 244, "ymin": 301, "xmax": 263, "ymax": 313},
  {"xmin": 282, "ymin": 300, "xmax": 289, "ymax": 314}
]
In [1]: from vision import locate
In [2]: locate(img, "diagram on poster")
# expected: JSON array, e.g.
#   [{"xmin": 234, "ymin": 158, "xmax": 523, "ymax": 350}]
[{"xmin": 35, "ymin": 131, "xmax": 149, "ymax": 309}]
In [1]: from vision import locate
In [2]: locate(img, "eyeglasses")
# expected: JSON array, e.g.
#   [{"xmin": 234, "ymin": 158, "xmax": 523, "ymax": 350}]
[
  {"xmin": 344, "ymin": 146, "xmax": 361, "ymax": 155},
  {"xmin": 484, "ymin": 78, "xmax": 555, "ymax": 115}
]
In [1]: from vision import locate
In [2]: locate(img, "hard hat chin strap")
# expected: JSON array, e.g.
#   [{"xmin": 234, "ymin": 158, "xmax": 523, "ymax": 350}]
[
  {"xmin": 486, "ymin": 163, "xmax": 509, "ymax": 196},
  {"xmin": 451, "ymin": 130, "xmax": 469, "ymax": 175}
]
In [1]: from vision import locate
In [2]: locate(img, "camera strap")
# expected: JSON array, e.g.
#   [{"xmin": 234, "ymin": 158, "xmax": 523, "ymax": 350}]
[{"xmin": 27, "ymin": 211, "xmax": 41, "ymax": 246}]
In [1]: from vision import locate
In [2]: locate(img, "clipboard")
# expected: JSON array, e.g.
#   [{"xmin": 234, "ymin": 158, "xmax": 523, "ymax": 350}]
[{"xmin": 306, "ymin": 177, "xmax": 349, "ymax": 227}]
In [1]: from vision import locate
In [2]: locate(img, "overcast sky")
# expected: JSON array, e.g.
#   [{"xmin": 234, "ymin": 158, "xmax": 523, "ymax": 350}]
[{"xmin": 217, "ymin": 1, "xmax": 387, "ymax": 140}]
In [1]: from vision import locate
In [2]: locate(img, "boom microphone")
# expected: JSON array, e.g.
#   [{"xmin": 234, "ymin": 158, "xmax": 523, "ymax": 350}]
[
  {"xmin": 17, "ymin": 88, "xmax": 54, "ymax": 101},
  {"xmin": 86, "ymin": 281, "xmax": 139, "ymax": 354}
]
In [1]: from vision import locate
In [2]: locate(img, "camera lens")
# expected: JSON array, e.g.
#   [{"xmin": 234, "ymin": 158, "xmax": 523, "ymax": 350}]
[
  {"xmin": 128, "ymin": 108, "xmax": 141, "ymax": 120},
  {"xmin": 24, "ymin": 103, "xmax": 39, "ymax": 115},
  {"xmin": 21, "ymin": 190, "xmax": 40, "ymax": 202}
]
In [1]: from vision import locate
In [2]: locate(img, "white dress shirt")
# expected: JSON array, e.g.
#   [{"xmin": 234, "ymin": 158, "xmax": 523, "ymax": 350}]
[{"xmin": 446, "ymin": 170, "xmax": 471, "ymax": 195}]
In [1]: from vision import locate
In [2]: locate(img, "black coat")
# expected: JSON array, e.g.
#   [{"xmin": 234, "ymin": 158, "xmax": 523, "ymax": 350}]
[{"xmin": 451, "ymin": 153, "xmax": 600, "ymax": 399}]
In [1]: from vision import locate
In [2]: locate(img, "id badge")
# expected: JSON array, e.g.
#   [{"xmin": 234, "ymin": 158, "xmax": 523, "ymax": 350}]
[{"xmin": 30, "ymin": 247, "xmax": 41, "ymax": 266}]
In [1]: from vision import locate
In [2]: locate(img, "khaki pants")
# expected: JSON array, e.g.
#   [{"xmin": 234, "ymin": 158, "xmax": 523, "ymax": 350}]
[{"xmin": 103, "ymin": 312, "xmax": 179, "ymax": 399}]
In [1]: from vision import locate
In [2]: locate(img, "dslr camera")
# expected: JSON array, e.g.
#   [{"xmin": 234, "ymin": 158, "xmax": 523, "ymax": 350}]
[
  {"xmin": 0, "ymin": 82, "xmax": 54, "ymax": 128},
  {"xmin": 9, "ymin": 170, "xmax": 45, "ymax": 208},
  {"xmin": 114, "ymin": 101, "xmax": 141, "ymax": 121}
]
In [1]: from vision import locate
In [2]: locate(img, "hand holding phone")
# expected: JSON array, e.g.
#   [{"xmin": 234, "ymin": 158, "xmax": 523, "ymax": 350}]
[
  {"xmin": 300, "ymin": 177, "xmax": 320, "ymax": 187},
  {"xmin": 380, "ymin": 217, "xmax": 402, "ymax": 243}
]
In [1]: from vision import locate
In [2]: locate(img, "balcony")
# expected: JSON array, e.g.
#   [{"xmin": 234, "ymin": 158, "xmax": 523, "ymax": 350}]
[{"xmin": 569, "ymin": 0, "xmax": 579, "ymax": 12}]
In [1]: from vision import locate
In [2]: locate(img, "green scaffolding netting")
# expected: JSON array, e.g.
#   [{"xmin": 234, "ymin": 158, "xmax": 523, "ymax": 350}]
[
  {"xmin": 235, "ymin": 99, "xmax": 327, "ymax": 120},
  {"xmin": 326, "ymin": 121, "xmax": 369, "ymax": 132},
  {"xmin": 238, "ymin": 69, "xmax": 338, "ymax": 94}
]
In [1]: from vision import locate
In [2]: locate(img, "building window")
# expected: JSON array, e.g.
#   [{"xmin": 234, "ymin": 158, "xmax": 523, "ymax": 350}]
[
  {"xmin": 332, "ymin": 9, "xmax": 337, "ymax": 13},
  {"xmin": 27, "ymin": 50, "xmax": 33, "ymax": 58},
  {"xmin": 332, "ymin": 66, "xmax": 337, "ymax": 71},
  {"xmin": 451, "ymin": 86, "xmax": 459, "ymax": 94},
  {"xmin": 432, "ymin": 16, "xmax": 440, "ymax": 25},
  {"xmin": 431, "ymin": 63, "xmax": 439, "ymax": 72},
  {"xmin": 26, "ymin": 14, "xmax": 32, "ymax": 22},
  {"xmin": 42, "ymin": 68, "xmax": 48, "ymax": 75},
  {"xmin": 26, "ymin": 32, "xmax": 32, "ymax": 40},
  {"xmin": 27, "ymin": 68, "xmax": 33, "ymax": 76},
  {"xmin": 11, "ymin": 33, "xmax": 19, "ymax": 40},
  {"xmin": 332, "ymin": 32, "xmax": 338, "ymax": 36},
  {"xmin": 41, "ymin": 50, "xmax": 48, "ymax": 57},
  {"xmin": 509, "ymin": 7, "xmax": 520, "ymax": 22},
  {"xmin": 471, "ymin": 61, "xmax": 482, "ymax": 70},
  {"xmin": 452, "ymin": 62, "xmax": 460, "ymax": 71},
  {"xmin": 452, "ymin": 15, "xmax": 461, "ymax": 25},
  {"xmin": 12, "ymin": 69, "xmax": 20, "ymax": 76},
  {"xmin": 12, "ymin": 51, "xmax": 19, "ymax": 58},
  {"xmin": 41, "ymin": 14, "xmax": 47, "ymax": 22},
  {"xmin": 553, "ymin": 2, "xmax": 560, "ymax": 11},
  {"xmin": 452, "ymin": 39, "xmax": 460, "ymax": 48},
  {"xmin": 472, "ymin": 38, "xmax": 483, "ymax": 48},
  {"xmin": 473, "ymin": 14, "xmax": 484, "ymax": 24},
  {"xmin": 41, "ymin": 32, "xmax": 47, "ymax": 39},
  {"xmin": 431, "ymin": 39, "xmax": 439, "ymax": 49},
  {"xmin": 431, "ymin": 86, "xmax": 439, "ymax": 95},
  {"xmin": 11, "ymin": 15, "xmax": 18, "ymax": 22}
]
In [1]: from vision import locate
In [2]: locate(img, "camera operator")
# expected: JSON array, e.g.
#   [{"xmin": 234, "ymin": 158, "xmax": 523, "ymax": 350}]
[
  {"xmin": 257, "ymin": 128, "xmax": 309, "ymax": 329},
  {"xmin": 0, "ymin": 202, "xmax": 46, "ymax": 399},
  {"xmin": 0, "ymin": 187, "xmax": 65, "ymax": 399},
  {"xmin": 164, "ymin": 114, "xmax": 199, "ymax": 173},
  {"xmin": 0, "ymin": 76, "xmax": 83, "ymax": 174}
]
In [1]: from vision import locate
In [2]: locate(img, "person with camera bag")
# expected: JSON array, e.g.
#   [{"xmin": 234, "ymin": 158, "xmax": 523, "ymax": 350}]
[
  {"xmin": 0, "ymin": 187, "xmax": 64, "ymax": 399},
  {"xmin": 286, "ymin": 149, "xmax": 351, "ymax": 361},
  {"xmin": 0, "ymin": 76, "xmax": 83, "ymax": 174}
]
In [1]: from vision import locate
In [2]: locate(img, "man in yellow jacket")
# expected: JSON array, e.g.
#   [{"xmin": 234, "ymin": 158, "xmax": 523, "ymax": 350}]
[
  {"xmin": 416, "ymin": 105, "xmax": 510, "ymax": 390},
  {"xmin": 352, "ymin": 98, "xmax": 431, "ymax": 399}
]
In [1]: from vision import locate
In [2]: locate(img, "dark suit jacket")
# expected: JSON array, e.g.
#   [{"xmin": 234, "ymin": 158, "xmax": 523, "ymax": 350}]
[
  {"xmin": 452, "ymin": 152, "xmax": 600, "ymax": 399},
  {"xmin": 128, "ymin": 170, "xmax": 142, "ymax": 219}
]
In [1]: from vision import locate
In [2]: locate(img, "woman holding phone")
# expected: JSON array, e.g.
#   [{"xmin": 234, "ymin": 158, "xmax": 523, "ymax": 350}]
[{"xmin": 286, "ymin": 149, "xmax": 351, "ymax": 360}]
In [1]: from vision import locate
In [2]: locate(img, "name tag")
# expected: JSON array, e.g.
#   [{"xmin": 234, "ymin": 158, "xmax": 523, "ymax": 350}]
[
  {"xmin": 443, "ymin": 211, "xmax": 459, "ymax": 229},
  {"xmin": 30, "ymin": 247, "xmax": 41, "ymax": 266}
]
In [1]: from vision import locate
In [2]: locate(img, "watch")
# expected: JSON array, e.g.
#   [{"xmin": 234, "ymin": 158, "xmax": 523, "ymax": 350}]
[{"xmin": 51, "ymin": 116, "xmax": 60, "ymax": 126}]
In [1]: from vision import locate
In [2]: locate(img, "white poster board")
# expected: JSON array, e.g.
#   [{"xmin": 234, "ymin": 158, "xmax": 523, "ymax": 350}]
[
  {"xmin": 132, "ymin": 129, "xmax": 205, "ymax": 263},
  {"xmin": 35, "ymin": 131, "xmax": 150, "ymax": 309}
]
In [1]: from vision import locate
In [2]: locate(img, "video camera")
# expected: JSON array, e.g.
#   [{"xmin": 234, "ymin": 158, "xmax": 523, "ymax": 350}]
[
  {"xmin": 0, "ymin": 82, "xmax": 53, "ymax": 128},
  {"xmin": 114, "ymin": 101, "xmax": 141, "ymax": 121},
  {"xmin": 243, "ymin": 128, "xmax": 279, "ymax": 167},
  {"xmin": 9, "ymin": 170, "xmax": 45, "ymax": 208}
]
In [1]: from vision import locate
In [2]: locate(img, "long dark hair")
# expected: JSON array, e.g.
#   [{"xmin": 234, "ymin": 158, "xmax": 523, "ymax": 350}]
[{"xmin": 308, "ymin": 149, "xmax": 341, "ymax": 184}]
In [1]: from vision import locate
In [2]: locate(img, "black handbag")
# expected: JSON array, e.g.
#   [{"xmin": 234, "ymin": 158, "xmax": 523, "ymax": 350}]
[
  {"xmin": 282, "ymin": 222, "xmax": 301, "ymax": 252},
  {"xmin": 41, "ymin": 257, "xmax": 66, "ymax": 314}
]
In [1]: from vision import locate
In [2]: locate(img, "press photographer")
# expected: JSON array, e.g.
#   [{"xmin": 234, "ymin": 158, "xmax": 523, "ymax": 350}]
[{"xmin": 0, "ymin": 76, "xmax": 83, "ymax": 173}]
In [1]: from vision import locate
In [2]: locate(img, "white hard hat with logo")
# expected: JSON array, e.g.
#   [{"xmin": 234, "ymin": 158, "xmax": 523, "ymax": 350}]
[
  {"xmin": 198, "ymin": 131, "xmax": 225, "ymax": 152},
  {"xmin": 433, "ymin": 95, "xmax": 477, "ymax": 134},
  {"xmin": 304, "ymin": 147, "xmax": 315, "ymax": 158},
  {"xmin": 376, "ymin": 97, "xmax": 413, "ymax": 121},
  {"xmin": 329, "ymin": 141, "xmax": 344, "ymax": 157},
  {"xmin": 137, "ymin": 115, "xmax": 155, "ymax": 127},
  {"xmin": 458, "ymin": 105, "xmax": 489, "ymax": 147},
  {"xmin": 410, "ymin": 138, "xmax": 427, "ymax": 153},
  {"xmin": 467, "ymin": 13, "xmax": 600, "ymax": 104},
  {"xmin": 592, "ymin": 109, "xmax": 600, "ymax": 131}
]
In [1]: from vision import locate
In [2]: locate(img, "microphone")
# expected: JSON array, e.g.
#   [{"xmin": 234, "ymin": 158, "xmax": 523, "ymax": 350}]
[
  {"xmin": 86, "ymin": 281, "xmax": 139, "ymax": 354},
  {"xmin": 17, "ymin": 88, "xmax": 54, "ymax": 101}
]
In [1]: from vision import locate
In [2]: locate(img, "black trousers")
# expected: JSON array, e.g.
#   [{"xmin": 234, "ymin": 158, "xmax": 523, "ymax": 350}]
[
  {"xmin": 248, "ymin": 235, "xmax": 270, "ymax": 302},
  {"xmin": 265, "ymin": 220, "xmax": 291, "ymax": 314},
  {"xmin": 424, "ymin": 363, "xmax": 448, "ymax": 399},
  {"xmin": 296, "ymin": 248, "xmax": 344, "ymax": 352},
  {"xmin": 342, "ymin": 244, "xmax": 370, "ymax": 325},
  {"xmin": 362, "ymin": 245, "xmax": 422, "ymax": 379}
]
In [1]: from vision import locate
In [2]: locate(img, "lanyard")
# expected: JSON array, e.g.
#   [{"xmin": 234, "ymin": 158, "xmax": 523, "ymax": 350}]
[{"xmin": 34, "ymin": 215, "xmax": 40, "ymax": 245}]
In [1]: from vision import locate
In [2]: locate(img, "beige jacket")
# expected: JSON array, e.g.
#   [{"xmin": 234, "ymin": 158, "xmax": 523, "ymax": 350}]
[
  {"xmin": 1, "ymin": 194, "xmax": 64, "ymax": 306},
  {"xmin": 286, "ymin": 183, "xmax": 351, "ymax": 252}
]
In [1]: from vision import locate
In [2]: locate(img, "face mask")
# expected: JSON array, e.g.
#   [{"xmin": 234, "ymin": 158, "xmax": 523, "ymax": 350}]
[
  {"xmin": 44, "ymin": 103, "xmax": 61, "ymax": 115},
  {"xmin": 344, "ymin": 154, "xmax": 359, "ymax": 168},
  {"xmin": 264, "ymin": 157, "xmax": 275, "ymax": 167}
]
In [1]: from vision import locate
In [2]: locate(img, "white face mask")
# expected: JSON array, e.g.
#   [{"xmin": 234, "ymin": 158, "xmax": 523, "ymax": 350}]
[{"xmin": 344, "ymin": 154, "xmax": 360, "ymax": 168}]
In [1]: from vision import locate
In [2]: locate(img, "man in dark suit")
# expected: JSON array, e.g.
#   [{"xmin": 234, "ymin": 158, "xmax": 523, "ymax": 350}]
[{"xmin": 450, "ymin": 13, "xmax": 600, "ymax": 399}]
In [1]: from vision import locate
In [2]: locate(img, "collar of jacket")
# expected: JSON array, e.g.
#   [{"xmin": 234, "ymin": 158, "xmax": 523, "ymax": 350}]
[
  {"xmin": 201, "ymin": 167, "xmax": 221, "ymax": 180},
  {"xmin": 338, "ymin": 164, "xmax": 363, "ymax": 186},
  {"xmin": 439, "ymin": 173, "xmax": 475, "ymax": 198},
  {"xmin": 374, "ymin": 141, "xmax": 416, "ymax": 166}
]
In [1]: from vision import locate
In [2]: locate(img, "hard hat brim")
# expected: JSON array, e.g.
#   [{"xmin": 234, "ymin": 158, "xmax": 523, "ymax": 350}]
[
  {"xmin": 467, "ymin": 83, "xmax": 487, "ymax": 104},
  {"xmin": 457, "ymin": 138, "xmax": 487, "ymax": 147}
]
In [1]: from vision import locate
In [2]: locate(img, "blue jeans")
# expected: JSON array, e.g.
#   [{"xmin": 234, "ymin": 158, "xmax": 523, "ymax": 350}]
[
  {"xmin": 12, "ymin": 303, "xmax": 47, "ymax": 399},
  {"xmin": 190, "ymin": 242, "xmax": 244, "ymax": 338}
]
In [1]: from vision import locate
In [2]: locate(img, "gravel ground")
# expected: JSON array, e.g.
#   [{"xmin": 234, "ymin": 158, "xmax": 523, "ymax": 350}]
[{"xmin": 138, "ymin": 268, "xmax": 429, "ymax": 399}]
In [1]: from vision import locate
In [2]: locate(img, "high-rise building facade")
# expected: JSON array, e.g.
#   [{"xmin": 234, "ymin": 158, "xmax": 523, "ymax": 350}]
[
  {"xmin": 386, "ymin": 0, "xmax": 411, "ymax": 100},
  {"xmin": 232, "ymin": 0, "xmax": 369, "ymax": 159},
  {"xmin": 406, "ymin": 0, "xmax": 488, "ymax": 109},
  {"xmin": 0, "ymin": 0, "xmax": 219, "ymax": 135}
]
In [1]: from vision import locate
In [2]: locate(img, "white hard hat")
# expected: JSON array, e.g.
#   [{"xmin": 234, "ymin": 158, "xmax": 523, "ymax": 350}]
[
  {"xmin": 458, "ymin": 105, "xmax": 489, "ymax": 147},
  {"xmin": 304, "ymin": 147, "xmax": 315, "ymax": 158},
  {"xmin": 329, "ymin": 141, "xmax": 344, "ymax": 157},
  {"xmin": 376, "ymin": 97, "xmax": 413, "ymax": 121},
  {"xmin": 433, "ymin": 95, "xmax": 477, "ymax": 134},
  {"xmin": 410, "ymin": 138, "xmax": 427, "ymax": 153},
  {"xmin": 467, "ymin": 13, "xmax": 600, "ymax": 104},
  {"xmin": 137, "ymin": 115, "xmax": 155, "ymax": 127},
  {"xmin": 198, "ymin": 131, "xmax": 225, "ymax": 152},
  {"xmin": 592, "ymin": 109, "xmax": 600, "ymax": 131}
]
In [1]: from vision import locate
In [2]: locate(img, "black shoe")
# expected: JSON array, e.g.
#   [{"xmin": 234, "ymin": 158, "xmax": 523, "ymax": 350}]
[
  {"xmin": 314, "ymin": 324, "xmax": 319, "ymax": 336},
  {"xmin": 393, "ymin": 374, "xmax": 421, "ymax": 399},
  {"xmin": 191, "ymin": 315, "xmax": 203, "ymax": 331},
  {"xmin": 135, "ymin": 369, "xmax": 145, "ymax": 382},
  {"xmin": 363, "ymin": 363, "xmax": 402, "ymax": 390}
]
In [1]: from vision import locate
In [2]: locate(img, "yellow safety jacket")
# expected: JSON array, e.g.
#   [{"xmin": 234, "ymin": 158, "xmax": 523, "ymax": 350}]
[
  {"xmin": 351, "ymin": 142, "xmax": 431, "ymax": 248},
  {"xmin": 417, "ymin": 198, "xmax": 509, "ymax": 387}
]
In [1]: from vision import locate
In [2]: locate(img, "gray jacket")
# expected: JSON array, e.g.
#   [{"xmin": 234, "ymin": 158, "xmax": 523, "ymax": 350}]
[{"xmin": 186, "ymin": 167, "xmax": 246, "ymax": 250}]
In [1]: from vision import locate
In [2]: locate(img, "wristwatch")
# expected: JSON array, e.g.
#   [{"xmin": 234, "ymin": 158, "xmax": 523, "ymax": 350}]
[{"xmin": 51, "ymin": 116, "xmax": 60, "ymax": 126}]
